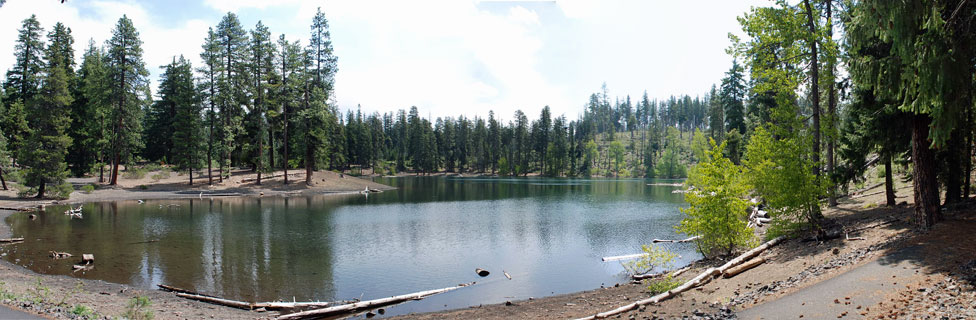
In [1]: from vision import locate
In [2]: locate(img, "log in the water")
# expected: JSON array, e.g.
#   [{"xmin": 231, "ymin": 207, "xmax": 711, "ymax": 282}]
[
  {"xmin": 276, "ymin": 282, "xmax": 477, "ymax": 320},
  {"xmin": 601, "ymin": 253, "xmax": 647, "ymax": 262},
  {"xmin": 576, "ymin": 236, "xmax": 786, "ymax": 320},
  {"xmin": 176, "ymin": 292, "xmax": 253, "ymax": 310},
  {"xmin": 722, "ymin": 257, "xmax": 766, "ymax": 278},
  {"xmin": 0, "ymin": 238, "xmax": 24, "ymax": 243},
  {"xmin": 651, "ymin": 235, "xmax": 701, "ymax": 243}
]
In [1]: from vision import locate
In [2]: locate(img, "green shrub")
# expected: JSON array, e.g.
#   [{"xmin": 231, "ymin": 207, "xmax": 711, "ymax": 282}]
[
  {"xmin": 677, "ymin": 140, "xmax": 754, "ymax": 258},
  {"xmin": 50, "ymin": 182, "xmax": 74, "ymax": 200},
  {"xmin": 71, "ymin": 305, "xmax": 95, "ymax": 318},
  {"xmin": 744, "ymin": 127, "xmax": 825, "ymax": 237},
  {"xmin": 622, "ymin": 244, "xmax": 677, "ymax": 275},
  {"xmin": 646, "ymin": 275, "xmax": 683, "ymax": 294},
  {"xmin": 138, "ymin": 185, "xmax": 149, "ymax": 190},
  {"xmin": 81, "ymin": 184, "xmax": 96, "ymax": 194},
  {"xmin": 124, "ymin": 296, "xmax": 153, "ymax": 320}
]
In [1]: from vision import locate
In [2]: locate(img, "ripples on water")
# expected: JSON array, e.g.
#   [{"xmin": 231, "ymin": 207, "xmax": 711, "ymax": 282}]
[{"xmin": 1, "ymin": 177, "xmax": 697, "ymax": 317}]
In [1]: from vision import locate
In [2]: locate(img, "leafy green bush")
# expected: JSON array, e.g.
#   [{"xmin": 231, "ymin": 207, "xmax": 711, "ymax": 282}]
[
  {"xmin": 124, "ymin": 296, "xmax": 153, "ymax": 320},
  {"xmin": 646, "ymin": 275, "xmax": 683, "ymax": 294},
  {"xmin": 138, "ymin": 185, "xmax": 149, "ymax": 190},
  {"xmin": 656, "ymin": 147, "xmax": 687, "ymax": 179},
  {"xmin": 150, "ymin": 170, "xmax": 170, "ymax": 182},
  {"xmin": 81, "ymin": 184, "xmax": 96, "ymax": 194},
  {"xmin": 744, "ymin": 127, "xmax": 825, "ymax": 237},
  {"xmin": 50, "ymin": 182, "xmax": 74, "ymax": 200},
  {"xmin": 677, "ymin": 140, "xmax": 754, "ymax": 257},
  {"xmin": 622, "ymin": 244, "xmax": 677, "ymax": 275}
]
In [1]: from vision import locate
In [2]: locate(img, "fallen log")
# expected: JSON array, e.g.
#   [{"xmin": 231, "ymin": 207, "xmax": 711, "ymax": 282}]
[
  {"xmin": 503, "ymin": 270, "xmax": 512, "ymax": 280},
  {"xmin": 602, "ymin": 253, "xmax": 647, "ymax": 262},
  {"xmin": 277, "ymin": 282, "xmax": 477, "ymax": 320},
  {"xmin": 576, "ymin": 236, "xmax": 786, "ymax": 320},
  {"xmin": 0, "ymin": 238, "xmax": 24, "ymax": 243},
  {"xmin": 722, "ymin": 257, "xmax": 766, "ymax": 278},
  {"xmin": 632, "ymin": 266, "xmax": 692, "ymax": 281},
  {"xmin": 251, "ymin": 300, "xmax": 358, "ymax": 312},
  {"xmin": 176, "ymin": 292, "xmax": 253, "ymax": 310},
  {"xmin": 0, "ymin": 207, "xmax": 33, "ymax": 212},
  {"xmin": 651, "ymin": 235, "xmax": 701, "ymax": 243},
  {"xmin": 158, "ymin": 284, "xmax": 209, "ymax": 296},
  {"xmin": 50, "ymin": 251, "xmax": 72, "ymax": 259}
]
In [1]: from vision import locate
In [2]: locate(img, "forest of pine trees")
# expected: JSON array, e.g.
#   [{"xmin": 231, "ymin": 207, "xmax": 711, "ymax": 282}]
[{"xmin": 1, "ymin": 0, "xmax": 975, "ymax": 234}]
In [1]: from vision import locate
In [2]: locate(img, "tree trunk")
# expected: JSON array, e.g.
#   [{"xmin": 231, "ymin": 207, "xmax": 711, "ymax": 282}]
[
  {"xmin": 0, "ymin": 167, "xmax": 7, "ymax": 190},
  {"xmin": 826, "ymin": 1, "xmax": 837, "ymax": 207},
  {"xmin": 945, "ymin": 130, "xmax": 963, "ymax": 205},
  {"xmin": 283, "ymin": 104, "xmax": 289, "ymax": 185},
  {"xmin": 36, "ymin": 181, "xmax": 45, "ymax": 199},
  {"xmin": 803, "ymin": 0, "xmax": 821, "ymax": 177},
  {"xmin": 911, "ymin": 114, "xmax": 941, "ymax": 230},
  {"xmin": 885, "ymin": 153, "xmax": 895, "ymax": 206},
  {"xmin": 966, "ymin": 106, "xmax": 972, "ymax": 198}
]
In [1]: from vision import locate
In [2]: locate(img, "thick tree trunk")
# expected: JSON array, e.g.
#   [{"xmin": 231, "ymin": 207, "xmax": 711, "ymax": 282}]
[
  {"xmin": 911, "ymin": 115, "xmax": 941, "ymax": 230},
  {"xmin": 803, "ymin": 0, "xmax": 821, "ymax": 177},
  {"xmin": 966, "ymin": 107, "xmax": 972, "ymax": 198},
  {"xmin": 0, "ymin": 167, "xmax": 7, "ymax": 190},
  {"xmin": 36, "ymin": 181, "xmax": 45, "ymax": 199},
  {"xmin": 945, "ymin": 130, "xmax": 964, "ymax": 205},
  {"xmin": 826, "ymin": 1, "xmax": 837, "ymax": 206},
  {"xmin": 885, "ymin": 154, "xmax": 896, "ymax": 206}
]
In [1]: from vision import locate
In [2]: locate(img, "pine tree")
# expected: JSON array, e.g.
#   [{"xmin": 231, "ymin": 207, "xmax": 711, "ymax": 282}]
[
  {"xmin": 166, "ymin": 56, "xmax": 203, "ymax": 184},
  {"xmin": 215, "ymin": 12, "xmax": 249, "ymax": 179},
  {"xmin": 307, "ymin": 7, "xmax": 340, "ymax": 178},
  {"xmin": 249, "ymin": 21, "xmax": 275, "ymax": 185},
  {"xmin": 273, "ymin": 35, "xmax": 303, "ymax": 184},
  {"xmin": 3, "ymin": 15, "xmax": 44, "ymax": 106},
  {"xmin": 198, "ymin": 28, "xmax": 220, "ymax": 184},
  {"xmin": 22, "ymin": 29, "xmax": 74, "ymax": 198},
  {"xmin": 3, "ymin": 15, "xmax": 44, "ymax": 161},
  {"xmin": 105, "ymin": 15, "xmax": 148, "ymax": 185},
  {"xmin": 69, "ymin": 40, "xmax": 110, "ymax": 178},
  {"xmin": 720, "ymin": 60, "xmax": 746, "ymax": 136}
]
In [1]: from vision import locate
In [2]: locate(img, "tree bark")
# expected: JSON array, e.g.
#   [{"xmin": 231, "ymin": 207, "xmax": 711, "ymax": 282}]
[
  {"xmin": 803, "ymin": 0, "xmax": 821, "ymax": 177},
  {"xmin": 885, "ymin": 153, "xmax": 896, "ymax": 206},
  {"xmin": 826, "ymin": 1, "xmax": 837, "ymax": 207},
  {"xmin": 911, "ymin": 114, "xmax": 941, "ymax": 230},
  {"xmin": 965, "ymin": 106, "xmax": 972, "ymax": 198},
  {"xmin": 945, "ymin": 129, "xmax": 963, "ymax": 204},
  {"xmin": 0, "ymin": 167, "xmax": 7, "ymax": 190}
]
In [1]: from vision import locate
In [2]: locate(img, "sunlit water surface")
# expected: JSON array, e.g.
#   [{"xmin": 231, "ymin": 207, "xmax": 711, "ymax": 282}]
[{"xmin": 2, "ymin": 177, "xmax": 696, "ymax": 317}]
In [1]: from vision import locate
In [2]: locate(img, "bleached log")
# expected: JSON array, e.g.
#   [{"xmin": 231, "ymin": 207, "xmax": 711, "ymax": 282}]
[
  {"xmin": 651, "ymin": 235, "xmax": 701, "ymax": 243},
  {"xmin": 670, "ymin": 266, "xmax": 691, "ymax": 277},
  {"xmin": 503, "ymin": 270, "xmax": 512, "ymax": 280},
  {"xmin": 631, "ymin": 266, "xmax": 692, "ymax": 281},
  {"xmin": 722, "ymin": 257, "xmax": 766, "ymax": 278},
  {"xmin": 0, "ymin": 238, "xmax": 24, "ymax": 243},
  {"xmin": 176, "ymin": 292, "xmax": 253, "ymax": 310},
  {"xmin": 576, "ymin": 236, "xmax": 786, "ymax": 320},
  {"xmin": 251, "ymin": 300, "xmax": 358, "ymax": 311},
  {"xmin": 276, "ymin": 282, "xmax": 477, "ymax": 320},
  {"xmin": 602, "ymin": 253, "xmax": 647, "ymax": 262}
]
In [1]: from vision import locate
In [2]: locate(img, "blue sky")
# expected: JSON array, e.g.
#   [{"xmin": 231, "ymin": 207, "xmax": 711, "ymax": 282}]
[{"xmin": 0, "ymin": 0, "xmax": 771, "ymax": 121}]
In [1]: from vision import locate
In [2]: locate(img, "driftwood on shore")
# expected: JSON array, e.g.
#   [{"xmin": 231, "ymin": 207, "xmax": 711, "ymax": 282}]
[
  {"xmin": 722, "ymin": 257, "xmax": 766, "ymax": 278},
  {"xmin": 276, "ymin": 282, "xmax": 477, "ymax": 320},
  {"xmin": 0, "ymin": 207, "xmax": 33, "ymax": 212},
  {"xmin": 577, "ymin": 236, "xmax": 786, "ymax": 320},
  {"xmin": 0, "ymin": 238, "xmax": 24, "ymax": 243},
  {"xmin": 631, "ymin": 266, "xmax": 691, "ymax": 281},
  {"xmin": 158, "ymin": 284, "xmax": 357, "ymax": 312}
]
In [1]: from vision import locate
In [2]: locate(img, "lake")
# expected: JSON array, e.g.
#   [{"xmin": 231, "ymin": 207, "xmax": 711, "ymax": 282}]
[{"xmin": 1, "ymin": 177, "xmax": 697, "ymax": 317}]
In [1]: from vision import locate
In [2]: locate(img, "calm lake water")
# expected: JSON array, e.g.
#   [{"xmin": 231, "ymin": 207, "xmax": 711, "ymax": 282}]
[{"xmin": 1, "ymin": 177, "xmax": 696, "ymax": 317}]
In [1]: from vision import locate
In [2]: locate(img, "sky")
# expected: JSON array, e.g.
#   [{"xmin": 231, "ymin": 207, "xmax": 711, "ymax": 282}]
[{"xmin": 0, "ymin": 0, "xmax": 772, "ymax": 122}]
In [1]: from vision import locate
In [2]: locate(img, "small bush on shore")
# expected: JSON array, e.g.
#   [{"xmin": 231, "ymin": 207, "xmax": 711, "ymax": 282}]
[
  {"xmin": 678, "ymin": 140, "xmax": 753, "ymax": 257},
  {"xmin": 71, "ymin": 305, "xmax": 95, "ymax": 318},
  {"xmin": 645, "ymin": 275, "xmax": 683, "ymax": 294},
  {"xmin": 51, "ymin": 182, "xmax": 74, "ymax": 200},
  {"xmin": 622, "ymin": 244, "xmax": 677, "ymax": 275},
  {"xmin": 124, "ymin": 296, "xmax": 153, "ymax": 320},
  {"xmin": 82, "ymin": 184, "xmax": 96, "ymax": 194},
  {"xmin": 123, "ymin": 167, "xmax": 148, "ymax": 179}
]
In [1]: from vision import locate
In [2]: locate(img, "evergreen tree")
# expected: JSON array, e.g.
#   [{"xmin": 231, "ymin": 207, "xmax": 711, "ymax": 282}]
[
  {"xmin": 3, "ymin": 15, "xmax": 44, "ymax": 161},
  {"xmin": 215, "ymin": 12, "xmax": 249, "ymax": 179},
  {"xmin": 707, "ymin": 84, "xmax": 724, "ymax": 142},
  {"xmin": 68, "ymin": 40, "xmax": 110, "ymax": 178},
  {"xmin": 720, "ymin": 60, "xmax": 746, "ymax": 136},
  {"xmin": 248, "ymin": 21, "xmax": 275, "ymax": 184},
  {"xmin": 165, "ymin": 56, "xmax": 203, "ymax": 184},
  {"xmin": 198, "ymin": 28, "xmax": 220, "ymax": 184},
  {"xmin": 273, "ymin": 35, "xmax": 303, "ymax": 184},
  {"xmin": 3, "ymin": 15, "xmax": 44, "ymax": 106},
  {"xmin": 105, "ymin": 16, "xmax": 148, "ymax": 186},
  {"xmin": 22, "ymin": 32, "xmax": 74, "ymax": 198}
]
